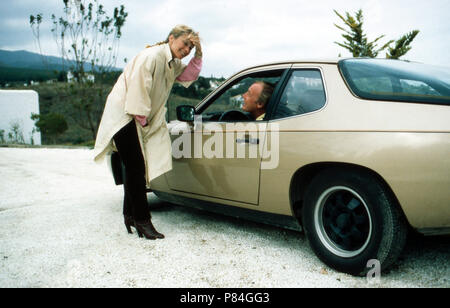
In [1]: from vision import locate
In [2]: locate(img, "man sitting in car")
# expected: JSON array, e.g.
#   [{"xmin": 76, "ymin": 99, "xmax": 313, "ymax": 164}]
[{"xmin": 242, "ymin": 81, "xmax": 275, "ymax": 121}]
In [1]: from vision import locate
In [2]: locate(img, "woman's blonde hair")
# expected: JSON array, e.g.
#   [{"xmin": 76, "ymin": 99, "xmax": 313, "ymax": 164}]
[{"xmin": 147, "ymin": 24, "xmax": 198, "ymax": 48}]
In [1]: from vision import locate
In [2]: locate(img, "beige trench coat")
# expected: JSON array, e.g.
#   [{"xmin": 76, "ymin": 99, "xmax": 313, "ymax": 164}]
[{"xmin": 93, "ymin": 44, "xmax": 196, "ymax": 186}]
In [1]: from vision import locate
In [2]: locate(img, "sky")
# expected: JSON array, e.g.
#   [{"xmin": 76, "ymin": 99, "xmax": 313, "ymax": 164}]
[{"xmin": 1, "ymin": 0, "xmax": 450, "ymax": 78}]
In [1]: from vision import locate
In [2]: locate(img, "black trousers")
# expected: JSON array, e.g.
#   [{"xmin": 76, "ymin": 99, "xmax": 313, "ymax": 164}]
[{"xmin": 113, "ymin": 120, "xmax": 150, "ymax": 221}]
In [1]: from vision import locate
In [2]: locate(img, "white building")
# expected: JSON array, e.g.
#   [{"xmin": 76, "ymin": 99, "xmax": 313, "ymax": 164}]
[
  {"xmin": 67, "ymin": 71, "xmax": 95, "ymax": 83},
  {"xmin": 0, "ymin": 90, "xmax": 41, "ymax": 145}
]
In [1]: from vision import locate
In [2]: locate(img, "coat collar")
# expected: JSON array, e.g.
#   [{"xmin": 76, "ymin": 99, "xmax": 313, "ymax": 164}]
[{"xmin": 163, "ymin": 43, "xmax": 175, "ymax": 68}]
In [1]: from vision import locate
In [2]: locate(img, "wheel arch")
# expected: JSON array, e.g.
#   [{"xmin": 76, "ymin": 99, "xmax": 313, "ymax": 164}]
[{"xmin": 289, "ymin": 162, "xmax": 409, "ymax": 228}]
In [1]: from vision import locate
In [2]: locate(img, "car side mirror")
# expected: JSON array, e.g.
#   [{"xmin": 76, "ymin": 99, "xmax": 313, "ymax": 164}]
[{"xmin": 176, "ymin": 105, "xmax": 195, "ymax": 122}]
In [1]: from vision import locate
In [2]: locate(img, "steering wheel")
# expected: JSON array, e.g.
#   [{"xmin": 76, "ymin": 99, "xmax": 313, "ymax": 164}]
[{"xmin": 218, "ymin": 110, "xmax": 253, "ymax": 122}]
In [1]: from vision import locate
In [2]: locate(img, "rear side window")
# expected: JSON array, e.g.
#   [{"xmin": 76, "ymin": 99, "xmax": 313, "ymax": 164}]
[
  {"xmin": 339, "ymin": 59, "xmax": 450, "ymax": 105},
  {"xmin": 272, "ymin": 70, "xmax": 326, "ymax": 119}
]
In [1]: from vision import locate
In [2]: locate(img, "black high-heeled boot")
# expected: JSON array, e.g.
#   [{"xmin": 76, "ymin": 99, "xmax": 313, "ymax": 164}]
[{"xmin": 134, "ymin": 220, "xmax": 165, "ymax": 240}]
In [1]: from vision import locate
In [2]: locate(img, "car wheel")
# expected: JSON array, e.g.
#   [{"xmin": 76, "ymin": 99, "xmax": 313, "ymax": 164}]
[{"xmin": 302, "ymin": 168, "xmax": 408, "ymax": 276}]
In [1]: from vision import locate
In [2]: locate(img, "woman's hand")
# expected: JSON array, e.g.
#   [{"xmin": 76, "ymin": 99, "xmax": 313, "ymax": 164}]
[{"xmin": 189, "ymin": 33, "xmax": 202, "ymax": 59}]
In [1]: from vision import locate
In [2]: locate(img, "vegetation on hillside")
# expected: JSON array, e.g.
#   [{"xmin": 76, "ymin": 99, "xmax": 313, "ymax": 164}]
[{"xmin": 0, "ymin": 66, "xmax": 65, "ymax": 86}]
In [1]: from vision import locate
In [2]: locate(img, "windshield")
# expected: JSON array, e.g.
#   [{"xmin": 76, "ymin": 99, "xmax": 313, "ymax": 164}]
[{"xmin": 339, "ymin": 59, "xmax": 450, "ymax": 105}]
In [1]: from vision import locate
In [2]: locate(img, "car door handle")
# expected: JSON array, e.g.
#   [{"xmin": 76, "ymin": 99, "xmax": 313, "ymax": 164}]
[{"xmin": 236, "ymin": 136, "xmax": 259, "ymax": 145}]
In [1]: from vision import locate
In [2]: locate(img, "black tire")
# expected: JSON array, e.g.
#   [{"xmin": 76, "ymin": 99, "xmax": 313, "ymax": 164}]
[{"xmin": 302, "ymin": 168, "xmax": 408, "ymax": 276}]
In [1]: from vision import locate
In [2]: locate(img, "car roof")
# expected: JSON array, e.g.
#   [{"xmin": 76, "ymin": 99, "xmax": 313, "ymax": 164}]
[
  {"xmin": 276, "ymin": 58, "xmax": 341, "ymax": 65},
  {"xmin": 229, "ymin": 58, "xmax": 341, "ymax": 77},
  {"xmin": 234, "ymin": 58, "xmax": 430, "ymax": 77},
  {"xmin": 242, "ymin": 57, "xmax": 426, "ymax": 70},
  {"xmin": 252, "ymin": 58, "xmax": 341, "ymax": 67}
]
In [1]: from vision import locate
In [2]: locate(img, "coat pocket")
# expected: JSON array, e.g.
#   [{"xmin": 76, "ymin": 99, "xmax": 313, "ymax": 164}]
[{"xmin": 141, "ymin": 107, "xmax": 167, "ymax": 143}]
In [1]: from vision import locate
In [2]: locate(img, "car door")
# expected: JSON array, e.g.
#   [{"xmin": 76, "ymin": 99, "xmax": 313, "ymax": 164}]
[{"xmin": 165, "ymin": 66, "xmax": 290, "ymax": 205}]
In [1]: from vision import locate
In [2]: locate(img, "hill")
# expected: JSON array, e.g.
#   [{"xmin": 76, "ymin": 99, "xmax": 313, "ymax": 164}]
[
  {"xmin": 0, "ymin": 49, "xmax": 92, "ymax": 72},
  {"xmin": 0, "ymin": 66, "xmax": 65, "ymax": 84},
  {"xmin": 0, "ymin": 49, "xmax": 125, "ymax": 85},
  {"xmin": 0, "ymin": 49, "xmax": 124, "ymax": 76}
]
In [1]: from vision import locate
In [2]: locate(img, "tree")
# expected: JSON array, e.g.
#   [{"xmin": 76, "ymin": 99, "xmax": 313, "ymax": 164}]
[
  {"xmin": 386, "ymin": 30, "xmax": 420, "ymax": 59},
  {"xmin": 334, "ymin": 9, "xmax": 393, "ymax": 58},
  {"xmin": 334, "ymin": 9, "xmax": 419, "ymax": 59},
  {"xmin": 30, "ymin": 0, "xmax": 128, "ymax": 140},
  {"xmin": 31, "ymin": 113, "xmax": 68, "ymax": 144},
  {"xmin": 8, "ymin": 121, "xmax": 25, "ymax": 144},
  {"xmin": 31, "ymin": 0, "xmax": 127, "ymax": 82}
]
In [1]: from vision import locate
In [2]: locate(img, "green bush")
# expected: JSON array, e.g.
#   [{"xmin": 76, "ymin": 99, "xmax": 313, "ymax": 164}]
[{"xmin": 31, "ymin": 112, "xmax": 68, "ymax": 144}]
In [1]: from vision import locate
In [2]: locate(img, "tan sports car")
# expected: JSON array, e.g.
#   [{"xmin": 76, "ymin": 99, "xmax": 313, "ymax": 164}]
[{"xmin": 111, "ymin": 58, "xmax": 450, "ymax": 276}]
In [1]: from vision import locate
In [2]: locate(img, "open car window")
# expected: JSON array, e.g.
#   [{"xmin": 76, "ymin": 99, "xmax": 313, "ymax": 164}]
[{"xmin": 199, "ymin": 69, "xmax": 285, "ymax": 122}]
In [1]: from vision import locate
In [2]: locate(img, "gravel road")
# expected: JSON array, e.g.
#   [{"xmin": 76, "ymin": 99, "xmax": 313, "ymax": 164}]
[{"xmin": 0, "ymin": 147, "xmax": 448, "ymax": 288}]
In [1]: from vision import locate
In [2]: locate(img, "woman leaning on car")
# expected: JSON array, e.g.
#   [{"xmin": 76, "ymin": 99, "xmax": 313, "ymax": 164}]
[{"xmin": 93, "ymin": 25, "xmax": 203, "ymax": 240}]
